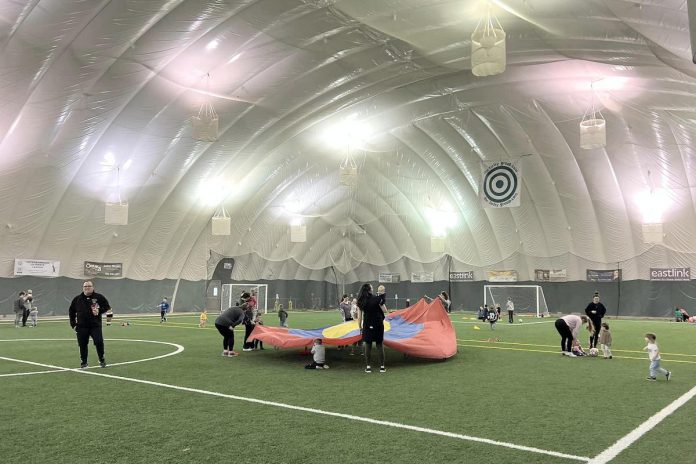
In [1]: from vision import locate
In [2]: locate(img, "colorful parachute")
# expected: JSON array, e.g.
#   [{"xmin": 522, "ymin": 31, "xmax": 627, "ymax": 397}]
[{"xmin": 249, "ymin": 298, "xmax": 457, "ymax": 359}]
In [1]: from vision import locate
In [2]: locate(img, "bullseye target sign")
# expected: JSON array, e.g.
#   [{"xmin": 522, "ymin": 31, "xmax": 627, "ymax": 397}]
[{"xmin": 481, "ymin": 160, "xmax": 521, "ymax": 208}]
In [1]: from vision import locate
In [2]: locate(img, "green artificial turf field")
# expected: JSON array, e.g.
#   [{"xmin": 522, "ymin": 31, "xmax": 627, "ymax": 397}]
[{"xmin": 1, "ymin": 311, "xmax": 694, "ymax": 464}]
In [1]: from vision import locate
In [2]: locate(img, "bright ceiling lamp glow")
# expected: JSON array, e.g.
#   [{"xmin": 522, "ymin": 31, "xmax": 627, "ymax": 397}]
[
  {"xmin": 425, "ymin": 206, "xmax": 458, "ymax": 237},
  {"xmin": 322, "ymin": 114, "xmax": 373, "ymax": 150},
  {"xmin": 101, "ymin": 151, "xmax": 116, "ymax": 168},
  {"xmin": 206, "ymin": 39, "xmax": 219, "ymax": 51},
  {"xmin": 636, "ymin": 189, "xmax": 670, "ymax": 223},
  {"xmin": 227, "ymin": 52, "xmax": 243, "ymax": 64},
  {"xmin": 197, "ymin": 177, "xmax": 231, "ymax": 207},
  {"xmin": 290, "ymin": 216, "xmax": 303, "ymax": 226},
  {"xmin": 593, "ymin": 76, "xmax": 628, "ymax": 91}
]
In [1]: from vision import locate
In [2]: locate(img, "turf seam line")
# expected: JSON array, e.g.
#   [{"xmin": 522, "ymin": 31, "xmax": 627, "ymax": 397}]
[
  {"xmin": 587, "ymin": 384, "xmax": 696, "ymax": 464},
  {"xmin": 0, "ymin": 355, "xmax": 589, "ymax": 462}
]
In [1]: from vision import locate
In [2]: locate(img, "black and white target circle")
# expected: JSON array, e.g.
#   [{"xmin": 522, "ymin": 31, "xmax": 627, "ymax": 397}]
[{"xmin": 483, "ymin": 164, "xmax": 518, "ymax": 205}]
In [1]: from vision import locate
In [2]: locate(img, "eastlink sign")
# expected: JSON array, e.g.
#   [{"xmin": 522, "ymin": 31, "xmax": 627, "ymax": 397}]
[{"xmin": 649, "ymin": 268, "xmax": 691, "ymax": 281}]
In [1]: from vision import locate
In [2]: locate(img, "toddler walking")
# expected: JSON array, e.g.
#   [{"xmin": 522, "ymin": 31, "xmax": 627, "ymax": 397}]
[
  {"xmin": 599, "ymin": 322, "xmax": 612, "ymax": 359},
  {"xmin": 29, "ymin": 306, "xmax": 39, "ymax": 327},
  {"xmin": 643, "ymin": 333, "xmax": 671, "ymax": 381},
  {"xmin": 199, "ymin": 309, "xmax": 208, "ymax": 328}
]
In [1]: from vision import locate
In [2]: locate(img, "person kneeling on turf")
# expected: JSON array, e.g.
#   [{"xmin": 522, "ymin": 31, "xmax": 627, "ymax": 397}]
[{"xmin": 305, "ymin": 339, "xmax": 329, "ymax": 369}]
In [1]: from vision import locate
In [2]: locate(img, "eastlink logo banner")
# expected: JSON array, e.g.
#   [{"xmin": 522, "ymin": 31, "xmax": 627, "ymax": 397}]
[{"xmin": 649, "ymin": 268, "xmax": 691, "ymax": 281}]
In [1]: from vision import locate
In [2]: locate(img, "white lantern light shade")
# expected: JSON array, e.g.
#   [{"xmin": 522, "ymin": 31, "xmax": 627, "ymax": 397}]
[
  {"xmin": 339, "ymin": 165, "xmax": 358, "ymax": 186},
  {"xmin": 211, "ymin": 216, "xmax": 231, "ymax": 235},
  {"xmin": 192, "ymin": 114, "xmax": 219, "ymax": 142},
  {"xmin": 290, "ymin": 224, "xmax": 307, "ymax": 242},
  {"xmin": 431, "ymin": 236, "xmax": 446, "ymax": 253},
  {"xmin": 471, "ymin": 27, "xmax": 506, "ymax": 77},
  {"xmin": 105, "ymin": 203, "xmax": 128, "ymax": 225},
  {"xmin": 579, "ymin": 118, "xmax": 606, "ymax": 149}
]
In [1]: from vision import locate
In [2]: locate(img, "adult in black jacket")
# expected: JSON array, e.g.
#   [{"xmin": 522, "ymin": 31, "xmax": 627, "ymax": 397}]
[
  {"xmin": 68, "ymin": 281, "xmax": 111, "ymax": 368},
  {"xmin": 585, "ymin": 294, "xmax": 607, "ymax": 349},
  {"xmin": 357, "ymin": 283, "xmax": 388, "ymax": 373}
]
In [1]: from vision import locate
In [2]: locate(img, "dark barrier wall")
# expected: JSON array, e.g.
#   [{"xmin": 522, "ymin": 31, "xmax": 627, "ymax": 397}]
[{"xmin": 1, "ymin": 277, "xmax": 693, "ymax": 318}]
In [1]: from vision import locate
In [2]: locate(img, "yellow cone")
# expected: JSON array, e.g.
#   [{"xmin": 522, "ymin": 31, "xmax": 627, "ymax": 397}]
[{"xmin": 473, "ymin": 325, "xmax": 481, "ymax": 330}]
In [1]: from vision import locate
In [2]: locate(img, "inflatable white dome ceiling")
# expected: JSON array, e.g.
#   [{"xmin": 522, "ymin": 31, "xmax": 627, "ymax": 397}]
[{"xmin": 1, "ymin": 0, "xmax": 695, "ymax": 283}]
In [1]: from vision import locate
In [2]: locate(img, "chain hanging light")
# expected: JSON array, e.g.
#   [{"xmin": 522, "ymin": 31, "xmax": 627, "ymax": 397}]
[
  {"xmin": 471, "ymin": 4, "xmax": 506, "ymax": 77},
  {"xmin": 192, "ymin": 73, "xmax": 219, "ymax": 142},
  {"xmin": 579, "ymin": 82, "xmax": 606, "ymax": 149}
]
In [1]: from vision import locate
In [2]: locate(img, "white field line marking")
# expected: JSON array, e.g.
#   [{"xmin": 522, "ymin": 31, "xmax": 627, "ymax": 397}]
[
  {"xmin": 588, "ymin": 385, "xmax": 696, "ymax": 464},
  {"xmin": 0, "ymin": 356, "xmax": 589, "ymax": 462},
  {"xmin": 0, "ymin": 339, "xmax": 183, "ymax": 374},
  {"xmin": 452, "ymin": 319, "xmax": 553, "ymax": 326}
]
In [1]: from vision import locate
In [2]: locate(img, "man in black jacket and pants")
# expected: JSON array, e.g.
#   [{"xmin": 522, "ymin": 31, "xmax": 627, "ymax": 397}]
[
  {"xmin": 585, "ymin": 293, "xmax": 607, "ymax": 349},
  {"xmin": 69, "ymin": 280, "xmax": 111, "ymax": 368}
]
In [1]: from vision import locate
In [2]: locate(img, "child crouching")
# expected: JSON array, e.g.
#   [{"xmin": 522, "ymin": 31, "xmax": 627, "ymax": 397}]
[{"xmin": 305, "ymin": 339, "xmax": 329, "ymax": 369}]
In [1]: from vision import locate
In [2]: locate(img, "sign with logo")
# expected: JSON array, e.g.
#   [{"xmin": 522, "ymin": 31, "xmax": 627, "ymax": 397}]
[
  {"xmin": 480, "ymin": 160, "xmax": 521, "ymax": 208},
  {"xmin": 649, "ymin": 268, "xmax": 691, "ymax": 281},
  {"xmin": 449, "ymin": 271, "xmax": 474, "ymax": 281},
  {"xmin": 14, "ymin": 259, "xmax": 60, "ymax": 277},
  {"xmin": 586, "ymin": 269, "xmax": 621, "ymax": 282},
  {"xmin": 535, "ymin": 269, "xmax": 567, "ymax": 282},
  {"xmin": 84, "ymin": 261, "xmax": 123, "ymax": 278},
  {"xmin": 411, "ymin": 272, "xmax": 434, "ymax": 283},
  {"xmin": 487, "ymin": 270, "xmax": 518, "ymax": 282},
  {"xmin": 378, "ymin": 272, "xmax": 401, "ymax": 283}
]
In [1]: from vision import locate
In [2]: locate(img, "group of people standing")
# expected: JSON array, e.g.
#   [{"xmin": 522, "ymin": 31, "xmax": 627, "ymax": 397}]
[
  {"xmin": 13, "ymin": 289, "xmax": 37, "ymax": 327},
  {"xmin": 554, "ymin": 292, "xmax": 609, "ymax": 358}
]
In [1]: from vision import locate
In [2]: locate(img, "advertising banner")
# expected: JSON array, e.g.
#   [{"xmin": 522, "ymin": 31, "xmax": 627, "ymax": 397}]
[
  {"xmin": 535, "ymin": 269, "xmax": 567, "ymax": 282},
  {"xmin": 449, "ymin": 271, "xmax": 474, "ymax": 282},
  {"xmin": 649, "ymin": 268, "xmax": 691, "ymax": 281},
  {"xmin": 378, "ymin": 272, "xmax": 401, "ymax": 283},
  {"xmin": 84, "ymin": 261, "xmax": 123, "ymax": 278},
  {"xmin": 14, "ymin": 259, "xmax": 60, "ymax": 277},
  {"xmin": 586, "ymin": 269, "xmax": 621, "ymax": 282},
  {"xmin": 487, "ymin": 270, "xmax": 518, "ymax": 282},
  {"xmin": 411, "ymin": 272, "xmax": 434, "ymax": 283}
]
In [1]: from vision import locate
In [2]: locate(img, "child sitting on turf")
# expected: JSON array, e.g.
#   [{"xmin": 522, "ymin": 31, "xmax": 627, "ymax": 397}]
[
  {"xmin": 199, "ymin": 309, "xmax": 208, "ymax": 328},
  {"xmin": 305, "ymin": 339, "xmax": 329, "ymax": 369},
  {"xmin": 599, "ymin": 322, "xmax": 612, "ymax": 359},
  {"xmin": 572, "ymin": 340, "xmax": 587, "ymax": 356}
]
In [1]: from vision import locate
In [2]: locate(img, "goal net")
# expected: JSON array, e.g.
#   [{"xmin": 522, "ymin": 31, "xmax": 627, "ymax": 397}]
[
  {"xmin": 221, "ymin": 284, "xmax": 269, "ymax": 314},
  {"xmin": 483, "ymin": 285, "xmax": 550, "ymax": 318}
]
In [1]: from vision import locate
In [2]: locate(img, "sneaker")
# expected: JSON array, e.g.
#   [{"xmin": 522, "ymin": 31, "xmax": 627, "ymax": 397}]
[
  {"xmin": 99, "ymin": 360, "xmax": 107, "ymax": 368},
  {"xmin": 561, "ymin": 351, "xmax": 567, "ymax": 356},
  {"xmin": 566, "ymin": 352, "xmax": 577, "ymax": 358},
  {"xmin": 242, "ymin": 348, "xmax": 252, "ymax": 352},
  {"xmin": 222, "ymin": 350, "xmax": 229, "ymax": 357},
  {"xmin": 646, "ymin": 377, "xmax": 656, "ymax": 381},
  {"xmin": 316, "ymin": 366, "xmax": 323, "ymax": 370},
  {"xmin": 365, "ymin": 366, "xmax": 372, "ymax": 373},
  {"xmin": 323, "ymin": 365, "xmax": 330, "ymax": 369},
  {"xmin": 666, "ymin": 371, "xmax": 672, "ymax": 381},
  {"xmin": 228, "ymin": 351, "xmax": 239, "ymax": 357},
  {"xmin": 379, "ymin": 366, "xmax": 386, "ymax": 373},
  {"xmin": 80, "ymin": 363, "xmax": 88, "ymax": 369}
]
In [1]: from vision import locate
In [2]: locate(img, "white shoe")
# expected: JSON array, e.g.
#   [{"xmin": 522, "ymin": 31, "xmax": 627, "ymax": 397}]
[{"xmin": 567, "ymin": 352, "xmax": 577, "ymax": 358}]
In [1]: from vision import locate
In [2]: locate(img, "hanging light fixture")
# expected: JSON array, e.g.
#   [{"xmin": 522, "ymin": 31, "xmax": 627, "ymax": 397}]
[
  {"xmin": 471, "ymin": 4, "xmax": 506, "ymax": 77},
  {"xmin": 192, "ymin": 73, "xmax": 219, "ymax": 142},
  {"xmin": 211, "ymin": 207, "xmax": 231, "ymax": 235},
  {"xmin": 339, "ymin": 150, "xmax": 358, "ymax": 187},
  {"xmin": 580, "ymin": 82, "xmax": 606, "ymax": 149}
]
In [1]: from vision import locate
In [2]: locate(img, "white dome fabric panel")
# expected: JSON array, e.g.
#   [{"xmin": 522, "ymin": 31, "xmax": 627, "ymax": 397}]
[{"xmin": 0, "ymin": 0, "xmax": 695, "ymax": 281}]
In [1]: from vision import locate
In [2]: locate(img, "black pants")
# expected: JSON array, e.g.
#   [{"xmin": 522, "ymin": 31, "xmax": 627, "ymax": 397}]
[
  {"xmin": 215, "ymin": 324, "xmax": 234, "ymax": 351},
  {"xmin": 160, "ymin": 311, "xmax": 167, "ymax": 322},
  {"xmin": 588, "ymin": 318, "xmax": 601, "ymax": 348},
  {"xmin": 508, "ymin": 310, "xmax": 514, "ymax": 323},
  {"xmin": 76, "ymin": 326, "xmax": 105, "ymax": 364},
  {"xmin": 22, "ymin": 309, "xmax": 30, "ymax": 326},
  {"xmin": 243, "ymin": 321, "xmax": 254, "ymax": 349},
  {"xmin": 555, "ymin": 319, "xmax": 573, "ymax": 352}
]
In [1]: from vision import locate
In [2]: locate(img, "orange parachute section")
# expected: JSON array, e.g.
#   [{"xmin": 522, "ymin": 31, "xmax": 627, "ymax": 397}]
[{"xmin": 249, "ymin": 298, "xmax": 457, "ymax": 359}]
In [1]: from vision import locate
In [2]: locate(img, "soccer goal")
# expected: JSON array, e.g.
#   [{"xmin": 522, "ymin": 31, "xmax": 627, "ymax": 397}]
[
  {"xmin": 221, "ymin": 283, "xmax": 268, "ymax": 313},
  {"xmin": 483, "ymin": 285, "xmax": 550, "ymax": 318}
]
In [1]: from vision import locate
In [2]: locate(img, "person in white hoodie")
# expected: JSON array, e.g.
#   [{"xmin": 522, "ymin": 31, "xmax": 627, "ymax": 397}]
[
  {"xmin": 554, "ymin": 314, "xmax": 593, "ymax": 357},
  {"xmin": 643, "ymin": 333, "xmax": 671, "ymax": 381}
]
